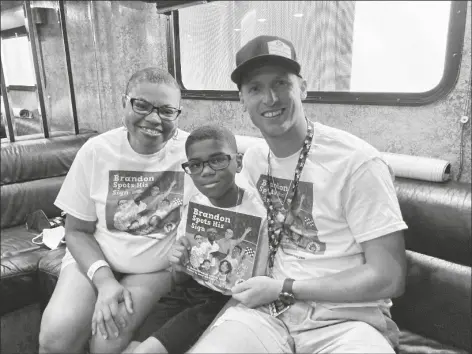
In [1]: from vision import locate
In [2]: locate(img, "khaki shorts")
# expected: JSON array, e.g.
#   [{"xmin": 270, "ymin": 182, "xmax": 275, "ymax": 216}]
[{"xmin": 212, "ymin": 301, "xmax": 399, "ymax": 353}]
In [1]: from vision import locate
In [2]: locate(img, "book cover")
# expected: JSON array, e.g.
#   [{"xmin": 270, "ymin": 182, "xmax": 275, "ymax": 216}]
[{"xmin": 183, "ymin": 201, "xmax": 263, "ymax": 292}]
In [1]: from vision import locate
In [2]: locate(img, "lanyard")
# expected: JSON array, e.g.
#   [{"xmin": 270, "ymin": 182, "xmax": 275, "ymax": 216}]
[{"xmin": 264, "ymin": 120, "xmax": 314, "ymax": 271}]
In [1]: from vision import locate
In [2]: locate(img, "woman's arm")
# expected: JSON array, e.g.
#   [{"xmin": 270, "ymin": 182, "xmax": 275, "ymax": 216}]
[
  {"xmin": 66, "ymin": 215, "xmax": 133, "ymax": 339},
  {"xmin": 65, "ymin": 214, "xmax": 114, "ymax": 284}
]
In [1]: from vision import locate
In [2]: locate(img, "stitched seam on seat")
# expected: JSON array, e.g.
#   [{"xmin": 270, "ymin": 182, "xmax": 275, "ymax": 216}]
[{"xmin": 1, "ymin": 271, "xmax": 37, "ymax": 279}]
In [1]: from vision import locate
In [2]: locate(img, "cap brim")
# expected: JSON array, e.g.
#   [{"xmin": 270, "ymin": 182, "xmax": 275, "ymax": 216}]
[{"xmin": 231, "ymin": 55, "xmax": 301, "ymax": 86}]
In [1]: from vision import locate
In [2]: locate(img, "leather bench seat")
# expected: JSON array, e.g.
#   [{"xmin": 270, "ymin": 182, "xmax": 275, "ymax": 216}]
[
  {"xmin": 37, "ymin": 248, "xmax": 66, "ymax": 311},
  {"xmin": 0, "ymin": 226, "xmax": 51, "ymax": 315},
  {"xmin": 1, "ymin": 132, "xmax": 98, "ymax": 318},
  {"xmin": 398, "ymin": 330, "xmax": 468, "ymax": 354}
]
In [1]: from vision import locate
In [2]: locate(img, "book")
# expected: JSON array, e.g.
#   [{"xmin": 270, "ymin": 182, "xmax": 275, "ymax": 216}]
[{"xmin": 182, "ymin": 201, "xmax": 263, "ymax": 292}]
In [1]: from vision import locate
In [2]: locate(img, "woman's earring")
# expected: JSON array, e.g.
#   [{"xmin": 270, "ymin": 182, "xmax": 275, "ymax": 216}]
[{"xmin": 122, "ymin": 117, "xmax": 127, "ymax": 130}]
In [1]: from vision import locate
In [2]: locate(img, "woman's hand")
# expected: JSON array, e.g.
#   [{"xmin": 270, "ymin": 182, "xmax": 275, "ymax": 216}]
[{"xmin": 91, "ymin": 278, "xmax": 133, "ymax": 339}]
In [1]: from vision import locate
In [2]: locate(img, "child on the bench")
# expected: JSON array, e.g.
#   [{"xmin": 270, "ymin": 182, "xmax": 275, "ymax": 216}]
[{"xmin": 126, "ymin": 125, "xmax": 268, "ymax": 353}]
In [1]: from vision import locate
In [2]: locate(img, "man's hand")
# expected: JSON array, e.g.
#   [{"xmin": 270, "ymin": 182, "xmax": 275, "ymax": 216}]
[
  {"xmin": 91, "ymin": 278, "xmax": 133, "ymax": 339},
  {"xmin": 231, "ymin": 276, "xmax": 283, "ymax": 308},
  {"xmin": 168, "ymin": 237, "xmax": 191, "ymax": 272}
]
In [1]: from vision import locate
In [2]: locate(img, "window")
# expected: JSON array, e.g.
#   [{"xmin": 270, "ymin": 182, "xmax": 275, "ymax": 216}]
[
  {"xmin": 171, "ymin": 0, "xmax": 467, "ymax": 105},
  {"xmin": 1, "ymin": 35, "xmax": 36, "ymax": 87},
  {"xmin": 1, "ymin": 1, "xmax": 79, "ymax": 142}
]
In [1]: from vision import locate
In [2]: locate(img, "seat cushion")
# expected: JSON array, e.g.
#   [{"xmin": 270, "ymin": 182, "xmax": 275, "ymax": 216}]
[
  {"xmin": 398, "ymin": 329, "xmax": 468, "ymax": 354},
  {"xmin": 37, "ymin": 247, "xmax": 65, "ymax": 311},
  {"xmin": 0, "ymin": 226, "xmax": 51, "ymax": 315},
  {"xmin": 392, "ymin": 251, "xmax": 471, "ymax": 352}
]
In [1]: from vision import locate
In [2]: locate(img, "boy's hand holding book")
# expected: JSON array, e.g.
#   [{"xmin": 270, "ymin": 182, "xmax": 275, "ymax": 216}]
[{"xmin": 168, "ymin": 237, "xmax": 191, "ymax": 272}]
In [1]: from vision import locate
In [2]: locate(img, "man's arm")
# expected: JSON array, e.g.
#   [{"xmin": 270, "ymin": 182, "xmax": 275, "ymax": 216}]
[
  {"xmin": 231, "ymin": 231, "xmax": 406, "ymax": 307},
  {"xmin": 232, "ymin": 227, "xmax": 252, "ymax": 248},
  {"xmin": 232, "ymin": 158, "xmax": 407, "ymax": 307},
  {"xmin": 292, "ymin": 231, "xmax": 406, "ymax": 302},
  {"xmin": 162, "ymin": 180, "xmax": 177, "ymax": 198}
]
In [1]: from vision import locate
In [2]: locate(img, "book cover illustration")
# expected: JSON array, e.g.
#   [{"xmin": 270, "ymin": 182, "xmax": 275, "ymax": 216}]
[
  {"xmin": 184, "ymin": 201, "xmax": 263, "ymax": 292},
  {"xmin": 106, "ymin": 170, "xmax": 184, "ymax": 239}
]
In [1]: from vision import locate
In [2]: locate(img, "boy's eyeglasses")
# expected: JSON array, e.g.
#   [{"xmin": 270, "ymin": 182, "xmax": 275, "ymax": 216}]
[
  {"xmin": 182, "ymin": 154, "xmax": 239, "ymax": 175},
  {"xmin": 124, "ymin": 95, "xmax": 181, "ymax": 121}
]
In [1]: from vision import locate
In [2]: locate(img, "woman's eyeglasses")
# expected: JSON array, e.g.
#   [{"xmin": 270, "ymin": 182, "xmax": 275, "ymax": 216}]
[
  {"xmin": 182, "ymin": 154, "xmax": 239, "ymax": 175},
  {"xmin": 125, "ymin": 95, "xmax": 181, "ymax": 121}
]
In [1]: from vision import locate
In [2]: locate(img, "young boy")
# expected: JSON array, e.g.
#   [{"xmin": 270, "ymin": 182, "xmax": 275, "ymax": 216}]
[{"xmin": 126, "ymin": 126, "xmax": 268, "ymax": 354}]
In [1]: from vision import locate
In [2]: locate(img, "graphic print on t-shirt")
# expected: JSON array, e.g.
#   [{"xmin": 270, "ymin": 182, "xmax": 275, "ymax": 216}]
[
  {"xmin": 183, "ymin": 201, "xmax": 263, "ymax": 293},
  {"xmin": 106, "ymin": 170, "xmax": 184, "ymax": 238},
  {"xmin": 256, "ymin": 175, "xmax": 326, "ymax": 256}
]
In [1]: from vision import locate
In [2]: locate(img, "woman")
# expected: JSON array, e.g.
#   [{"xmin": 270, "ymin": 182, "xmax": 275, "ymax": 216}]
[{"xmin": 38, "ymin": 68, "xmax": 190, "ymax": 354}]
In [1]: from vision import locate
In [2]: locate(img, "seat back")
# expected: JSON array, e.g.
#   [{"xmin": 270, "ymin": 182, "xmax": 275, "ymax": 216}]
[
  {"xmin": 0, "ymin": 132, "xmax": 97, "ymax": 229},
  {"xmin": 392, "ymin": 179, "xmax": 471, "ymax": 351}
]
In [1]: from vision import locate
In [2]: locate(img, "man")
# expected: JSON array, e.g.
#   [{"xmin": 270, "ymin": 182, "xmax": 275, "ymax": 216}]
[
  {"xmin": 190, "ymin": 35, "xmax": 408, "ymax": 353},
  {"xmin": 217, "ymin": 226, "xmax": 252, "ymax": 255}
]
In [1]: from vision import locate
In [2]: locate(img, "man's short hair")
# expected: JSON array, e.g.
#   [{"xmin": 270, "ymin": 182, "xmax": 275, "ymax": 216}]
[
  {"xmin": 185, "ymin": 125, "xmax": 238, "ymax": 155},
  {"xmin": 125, "ymin": 67, "xmax": 180, "ymax": 95}
]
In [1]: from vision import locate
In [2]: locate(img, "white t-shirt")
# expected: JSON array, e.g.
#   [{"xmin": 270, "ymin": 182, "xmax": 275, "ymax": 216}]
[
  {"xmin": 178, "ymin": 187, "xmax": 268, "ymax": 294},
  {"xmin": 240, "ymin": 122, "xmax": 408, "ymax": 307},
  {"xmin": 55, "ymin": 127, "xmax": 193, "ymax": 274}
]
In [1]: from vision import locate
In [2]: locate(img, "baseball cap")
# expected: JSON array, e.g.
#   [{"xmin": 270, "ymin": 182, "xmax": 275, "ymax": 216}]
[{"xmin": 231, "ymin": 35, "xmax": 301, "ymax": 87}]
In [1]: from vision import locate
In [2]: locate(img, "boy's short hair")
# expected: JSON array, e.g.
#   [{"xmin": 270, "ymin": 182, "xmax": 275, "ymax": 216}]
[
  {"xmin": 125, "ymin": 67, "xmax": 180, "ymax": 95},
  {"xmin": 185, "ymin": 125, "xmax": 238, "ymax": 155}
]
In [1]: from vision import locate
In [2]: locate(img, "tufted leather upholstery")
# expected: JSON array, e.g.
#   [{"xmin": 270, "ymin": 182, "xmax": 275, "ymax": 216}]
[
  {"xmin": 0, "ymin": 132, "xmax": 97, "ymax": 317},
  {"xmin": 392, "ymin": 251, "xmax": 471, "ymax": 351},
  {"xmin": 395, "ymin": 179, "xmax": 471, "ymax": 267},
  {"xmin": 0, "ymin": 133, "xmax": 95, "ymax": 186}
]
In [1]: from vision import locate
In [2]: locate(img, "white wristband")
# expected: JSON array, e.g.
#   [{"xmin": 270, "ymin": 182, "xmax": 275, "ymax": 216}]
[{"xmin": 87, "ymin": 260, "xmax": 110, "ymax": 281}]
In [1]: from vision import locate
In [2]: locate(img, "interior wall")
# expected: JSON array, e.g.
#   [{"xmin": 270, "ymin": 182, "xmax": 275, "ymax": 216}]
[
  {"xmin": 60, "ymin": 1, "xmax": 470, "ymax": 182},
  {"xmin": 178, "ymin": 1, "xmax": 471, "ymax": 183},
  {"xmin": 64, "ymin": 0, "xmax": 167, "ymax": 133},
  {"xmin": 33, "ymin": 1, "xmax": 75, "ymax": 133}
]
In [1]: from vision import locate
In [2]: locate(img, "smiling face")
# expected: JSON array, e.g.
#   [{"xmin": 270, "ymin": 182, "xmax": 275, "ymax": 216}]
[
  {"xmin": 207, "ymin": 228, "xmax": 218, "ymax": 242},
  {"xmin": 220, "ymin": 261, "xmax": 229, "ymax": 273},
  {"xmin": 194, "ymin": 234, "xmax": 204, "ymax": 245},
  {"xmin": 186, "ymin": 139, "xmax": 242, "ymax": 201},
  {"xmin": 239, "ymin": 65, "xmax": 307, "ymax": 138},
  {"xmin": 224, "ymin": 229, "xmax": 234, "ymax": 240},
  {"xmin": 201, "ymin": 260, "xmax": 211, "ymax": 270},
  {"xmin": 150, "ymin": 186, "xmax": 160, "ymax": 196},
  {"xmin": 122, "ymin": 82, "xmax": 181, "ymax": 154},
  {"xmin": 231, "ymin": 246, "xmax": 242, "ymax": 258}
]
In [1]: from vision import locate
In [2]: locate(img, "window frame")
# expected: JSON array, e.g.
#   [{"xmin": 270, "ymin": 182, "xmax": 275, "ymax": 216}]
[
  {"xmin": 1, "ymin": 1, "xmax": 79, "ymax": 143},
  {"xmin": 167, "ymin": 1, "xmax": 468, "ymax": 106}
]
